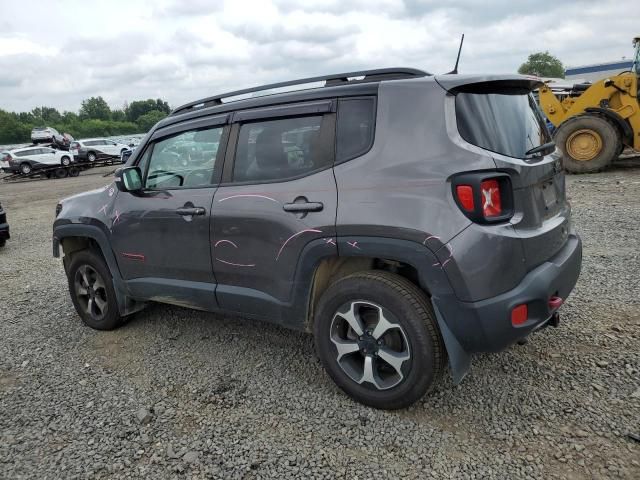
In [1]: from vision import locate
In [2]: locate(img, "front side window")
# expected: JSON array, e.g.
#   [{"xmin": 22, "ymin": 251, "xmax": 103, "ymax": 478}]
[
  {"xmin": 144, "ymin": 126, "xmax": 222, "ymax": 189},
  {"xmin": 455, "ymin": 89, "xmax": 551, "ymax": 159},
  {"xmin": 233, "ymin": 116, "xmax": 326, "ymax": 183}
]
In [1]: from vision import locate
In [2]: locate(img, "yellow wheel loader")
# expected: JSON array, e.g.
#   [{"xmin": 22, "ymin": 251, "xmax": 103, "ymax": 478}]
[{"xmin": 538, "ymin": 37, "xmax": 640, "ymax": 173}]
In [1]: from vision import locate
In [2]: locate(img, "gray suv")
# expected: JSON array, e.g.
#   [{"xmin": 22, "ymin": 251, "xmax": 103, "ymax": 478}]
[{"xmin": 53, "ymin": 68, "xmax": 582, "ymax": 409}]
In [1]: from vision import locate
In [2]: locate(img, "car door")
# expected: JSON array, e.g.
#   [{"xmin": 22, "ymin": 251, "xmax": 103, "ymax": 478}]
[
  {"xmin": 212, "ymin": 101, "xmax": 338, "ymax": 324},
  {"xmin": 40, "ymin": 148, "xmax": 58, "ymax": 165},
  {"xmin": 109, "ymin": 115, "xmax": 229, "ymax": 310}
]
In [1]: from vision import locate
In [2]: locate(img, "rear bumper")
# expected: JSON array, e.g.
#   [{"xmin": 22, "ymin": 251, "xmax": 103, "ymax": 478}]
[{"xmin": 436, "ymin": 232, "xmax": 582, "ymax": 353}]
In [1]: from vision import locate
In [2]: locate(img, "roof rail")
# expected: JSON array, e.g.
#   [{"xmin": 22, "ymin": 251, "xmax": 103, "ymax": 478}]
[{"xmin": 170, "ymin": 67, "xmax": 430, "ymax": 116}]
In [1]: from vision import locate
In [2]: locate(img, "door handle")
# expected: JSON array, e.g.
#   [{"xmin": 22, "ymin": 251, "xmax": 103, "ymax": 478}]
[
  {"xmin": 283, "ymin": 202, "xmax": 324, "ymax": 213},
  {"xmin": 175, "ymin": 207, "xmax": 206, "ymax": 216}
]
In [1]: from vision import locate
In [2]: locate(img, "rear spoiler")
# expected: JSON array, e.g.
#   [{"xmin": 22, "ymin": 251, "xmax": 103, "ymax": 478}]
[{"xmin": 435, "ymin": 74, "xmax": 543, "ymax": 94}]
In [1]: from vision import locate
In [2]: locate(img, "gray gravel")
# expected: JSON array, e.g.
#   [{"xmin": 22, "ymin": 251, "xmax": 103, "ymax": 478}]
[{"xmin": 1, "ymin": 164, "xmax": 639, "ymax": 479}]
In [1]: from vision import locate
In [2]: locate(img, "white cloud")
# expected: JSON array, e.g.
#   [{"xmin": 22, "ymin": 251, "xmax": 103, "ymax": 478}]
[{"xmin": 0, "ymin": 0, "xmax": 637, "ymax": 112}]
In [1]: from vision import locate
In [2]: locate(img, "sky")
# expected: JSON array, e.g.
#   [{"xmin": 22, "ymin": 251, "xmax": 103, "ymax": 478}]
[{"xmin": 0, "ymin": 0, "xmax": 637, "ymax": 113}]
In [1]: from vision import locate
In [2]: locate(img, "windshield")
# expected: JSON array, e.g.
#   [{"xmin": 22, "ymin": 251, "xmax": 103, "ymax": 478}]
[{"xmin": 455, "ymin": 89, "xmax": 551, "ymax": 159}]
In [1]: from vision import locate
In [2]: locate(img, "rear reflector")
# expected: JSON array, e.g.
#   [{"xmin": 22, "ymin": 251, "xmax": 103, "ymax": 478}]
[
  {"xmin": 511, "ymin": 304, "xmax": 528, "ymax": 326},
  {"xmin": 548, "ymin": 296, "xmax": 563, "ymax": 310},
  {"xmin": 480, "ymin": 179, "xmax": 502, "ymax": 217},
  {"xmin": 455, "ymin": 185, "xmax": 474, "ymax": 211}
]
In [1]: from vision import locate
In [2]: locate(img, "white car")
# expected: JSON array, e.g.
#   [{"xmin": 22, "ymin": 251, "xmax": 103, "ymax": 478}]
[
  {"xmin": 4, "ymin": 146, "xmax": 75, "ymax": 175},
  {"xmin": 31, "ymin": 126, "xmax": 61, "ymax": 144},
  {"xmin": 70, "ymin": 138, "xmax": 131, "ymax": 163}
]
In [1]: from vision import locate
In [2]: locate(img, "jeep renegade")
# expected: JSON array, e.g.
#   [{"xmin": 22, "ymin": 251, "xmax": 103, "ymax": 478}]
[{"xmin": 53, "ymin": 68, "xmax": 582, "ymax": 409}]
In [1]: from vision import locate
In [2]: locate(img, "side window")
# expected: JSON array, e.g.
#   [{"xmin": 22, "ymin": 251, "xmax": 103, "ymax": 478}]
[
  {"xmin": 336, "ymin": 97, "xmax": 376, "ymax": 163},
  {"xmin": 144, "ymin": 126, "xmax": 223, "ymax": 189},
  {"xmin": 233, "ymin": 115, "xmax": 326, "ymax": 183}
]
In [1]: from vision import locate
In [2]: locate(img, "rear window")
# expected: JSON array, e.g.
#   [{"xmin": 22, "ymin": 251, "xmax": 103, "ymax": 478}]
[{"xmin": 455, "ymin": 89, "xmax": 551, "ymax": 159}]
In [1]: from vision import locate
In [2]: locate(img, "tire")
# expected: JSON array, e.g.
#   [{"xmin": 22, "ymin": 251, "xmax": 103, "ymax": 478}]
[
  {"xmin": 54, "ymin": 168, "xmax": 68, "ymax": 178},
  {"xmin": 61, "ymin": 156, "xmax": 71, "ymax": 166},
  {"xmin": 554, "ymin": 114, "xmax": 620, "ymax": 173},
  {"xmin": 0, "ymin": 239, "xmax": 5, "ymax": 248},
  {"xmin": 20, "ymin": 162, "xmax": 32, "ymax": 175},
  {"xmin": 66, "ymin": 250, "xmax": 123, "ymax": 330},
  {"xmin": 68, "ymin": 167, "xmax": 80, "ymax": 177},
  {"xmin": 313, "ymin": 271, "xmax": 445, "ymax": 409},
  {"xmin": 87, "ymin": 151, "xmax": 97, "ymax": 162}
]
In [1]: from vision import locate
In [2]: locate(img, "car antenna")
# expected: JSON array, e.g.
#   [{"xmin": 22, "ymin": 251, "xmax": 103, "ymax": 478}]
[{"xmin": 447, "ymin": 34, "xmax": 465, "ymax": 74}]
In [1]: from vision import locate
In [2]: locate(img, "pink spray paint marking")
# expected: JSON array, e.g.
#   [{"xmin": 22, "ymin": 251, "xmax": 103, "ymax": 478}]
[
  {"xmin": 325, "ymin": 238, "xmax": 336, "ymax": 246},
  {"xmin": 433, "ymin": 243, "xmax": 454, "ymax": 269},
  {"xmin": 423, "ymin": 235, "xmax": 441, "ymax": 245},
  {"xmin": 347, "ymin": 241, "xmax": 361, "ymax": 250},
  {"xmin": 98, "ymin": 204, "xmax": 108, "ymax": 215},
  {"xmin": 276, "ymin": 229, "xmax": 322, "ymax": 261},
  {"xmin": 214, "ymin": 239, "xmax": 238, "ymax": 248},
  {"xmin": 215, "ymin": 258, "xmax": 255, "ymax": 268},
  {"xmin": 121, "ymin": 252, "xmax": 145, "ymax": 262},
  {"xmin": 218, "ymin": 194, "xmax": 278, "ymax": 203},
  {"xmin": 112, "ymin": 210, "xmax": 121, "ymax": 226}
]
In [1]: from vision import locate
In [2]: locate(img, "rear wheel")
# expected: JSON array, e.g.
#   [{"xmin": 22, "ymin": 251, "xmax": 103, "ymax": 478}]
[
  {"xmin": 67, "ymin": 250, "xmax": 123, "ymax": 330},
  {"xmin": 313, "ymin": 271, "xmax": 445, "ymax": 409},
  {"xmin": 20, "ymin": 162, "xmax": 32, "ymax": 175},
  {"xmin": 554, "ymin": 114, "xmax": 620, "ymax": 173},
  {"xmin": 87, "ymin": 151, "xmax": 97, "ymax": 162}
]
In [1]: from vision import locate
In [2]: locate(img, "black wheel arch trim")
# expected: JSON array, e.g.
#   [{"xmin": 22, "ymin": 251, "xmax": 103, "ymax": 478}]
[
  {"xmin": 291, "ymin": 235, "xmax": 472, "ymax": 383},
  {"xmin": 53, "ymin": 223, "xmax": 144, "ymax": 316},
  {"xmin": 584, "ymin": 107, "xmax": 634, "ymax": 145}
]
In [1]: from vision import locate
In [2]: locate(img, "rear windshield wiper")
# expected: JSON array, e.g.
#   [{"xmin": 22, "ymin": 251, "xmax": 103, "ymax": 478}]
[{"xmin": 525, "ymin": 141, "xmax": 555, "ymax": 156}]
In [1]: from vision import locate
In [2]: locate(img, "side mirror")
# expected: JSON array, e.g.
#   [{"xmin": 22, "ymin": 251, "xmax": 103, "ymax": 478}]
[{"xmin": 115, "ymin": 166, "xmax": 143, "ymax": 192}]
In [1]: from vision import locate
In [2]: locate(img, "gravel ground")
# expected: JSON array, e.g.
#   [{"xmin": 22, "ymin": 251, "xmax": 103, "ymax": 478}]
[{"xmin": 0, "ymin": 163, "xmax": 639, "ymax": 479}]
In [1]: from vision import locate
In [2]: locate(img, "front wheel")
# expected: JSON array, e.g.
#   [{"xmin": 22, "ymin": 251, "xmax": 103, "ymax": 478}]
[
  {"xmin": 554, "ymin": 114, "xmax": 620, "ymax": 173},
  {"xmin": 67, "ymin": 250, "xmax": 123, "ymax": 330},
  {"xmin": 313, "ymin": 271, "xmax": 445, "ymax": 409},
  {"xmin": 61, "ymin": 156, "xmax": 71, "ymax": 166}
]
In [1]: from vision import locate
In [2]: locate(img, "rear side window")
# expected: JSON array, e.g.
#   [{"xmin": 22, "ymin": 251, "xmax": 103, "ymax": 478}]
[
  {"xmin": 336, "ymin": 97, "xmax": 375, "ymax": 163},
  {"xmin": 233, "ymin": 115, "xmax": 328, "ymax": 183},
  {"xmin": 455, "ymin": 90, "xmax": 551, "ymax": 159}
]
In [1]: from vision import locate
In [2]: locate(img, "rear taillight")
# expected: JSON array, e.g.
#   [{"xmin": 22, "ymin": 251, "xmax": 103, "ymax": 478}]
[
  {"xmin": 480, "ymin": 179, "xmax": 502, "ymax": 218},
  {"xmin": 452, "ymin": 172, "xmax": 513, "ymax": 223}
]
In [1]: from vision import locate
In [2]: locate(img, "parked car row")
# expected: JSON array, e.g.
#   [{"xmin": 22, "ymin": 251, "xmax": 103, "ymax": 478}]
[{"xmin": 1, "ymin": 137, "xmax": 133, "ymax": 175}]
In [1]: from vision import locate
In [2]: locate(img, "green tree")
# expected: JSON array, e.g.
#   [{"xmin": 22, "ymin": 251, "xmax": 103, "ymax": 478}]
[
  {"xmin": 126, "ymin": 98, "xmax": 170, "ymax": 123},
  {"xmin": 135, "ymin": 110, "xmax": 168, "ymax": 132},
  {"xmin": 79, "ymin": 96, "xmax": 111, "ymax": 120},
  {"xmin": 518, "ymin": 51, "xmax": 565, "ymax": 78},
  {"xmin": 111, "ymin": 109, "xmax": 127, "ymax": 122}
]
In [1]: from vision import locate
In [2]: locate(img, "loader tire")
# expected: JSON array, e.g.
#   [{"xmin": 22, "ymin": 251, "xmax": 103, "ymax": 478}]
[{"xmin": 554, "ymin": 115, "xmax": 620, "ymax": 174}]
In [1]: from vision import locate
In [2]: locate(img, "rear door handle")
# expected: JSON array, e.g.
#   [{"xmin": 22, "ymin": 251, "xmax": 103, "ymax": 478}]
[
  {"xmin": 175, "ymin": 207, "xmax": 206, "ymax": 216},
  {"xmin": 283, "ymin": 202, "xmax": 324, "ymax": 213}
]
